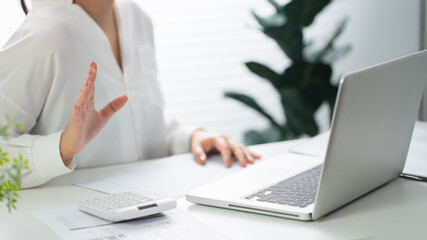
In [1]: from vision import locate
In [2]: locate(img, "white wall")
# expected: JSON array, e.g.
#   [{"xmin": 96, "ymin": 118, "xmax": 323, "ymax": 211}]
[
  {"xmin": 313, "ymin": 0, "xmax": 420, "ymax": 77},
  {"xmin": 0, "ymin": 0, "xmax": 422, "ymax": 142},
  {"xmin": 0, "ymin": 1, "xmax": 25, "ymax": 47},
  {"xmin": 307, "ymin": 0, "xmax": 421, "ymax": 129}
]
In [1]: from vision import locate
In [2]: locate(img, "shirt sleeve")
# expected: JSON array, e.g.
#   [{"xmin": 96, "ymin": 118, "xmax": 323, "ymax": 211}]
[
  {"xmin": 0, "ymin": 28, "xmax": 75, "ymax": 189},
  {"xmin": 0, "ymin": 131, "xmax": 76, "ymax": 189},
  {"xmin": 166, "ymin": 120, "xmax": 200, "ymax": 155}
]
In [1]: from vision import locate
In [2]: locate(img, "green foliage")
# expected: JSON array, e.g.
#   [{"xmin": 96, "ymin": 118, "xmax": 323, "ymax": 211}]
[
  {"xmin": 0, "ymin": 115, "xmax": 25, "ymax": 140},
  {"xmin": 0, "ymin": 118, "xmax": 29, "ymax": 212},
  {"xmin": 225, "ymin": 0, "xmax": 350, "ymax": 144},
  {"xmin": 224, "ymin": 92, "xmax": 285, "ymax": 136},
  {"xmin": 283, "ymin": 0, "xmax": 331, "ymax": 27},
  {"xmin": 245, "ymin": 62, "xmax": 281, "ymax": 88}
]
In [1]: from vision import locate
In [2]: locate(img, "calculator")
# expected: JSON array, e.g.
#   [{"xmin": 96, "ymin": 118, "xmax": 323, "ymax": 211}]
[{"xmin": 77, "ymin": 192, "xmax": 177, "ymax": 222}]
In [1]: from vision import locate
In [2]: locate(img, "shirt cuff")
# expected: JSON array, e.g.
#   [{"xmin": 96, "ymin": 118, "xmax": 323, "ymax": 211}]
[
  {"xmin": 170, "ymin": 124, "xmax": 201, "ymax": 155},
  {"xmin": 32, "ymin": 131, "xmax": 76, "ymax": 182}
]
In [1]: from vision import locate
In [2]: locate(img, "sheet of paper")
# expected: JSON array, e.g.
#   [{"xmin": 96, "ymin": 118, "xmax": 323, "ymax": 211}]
[
  {"xmin": 74, "ymin": 153, "xmax": 247, "ymax": 198},
  {"xmin": 289, "ymin": 121, "xmax": 427, "ymax": 178},
  {"xmin": 33, "ymin": 206, "xmax": 230, "ymax": 240},
  {"xmin": 402, "ymin": 121, "xmax": 427, "ymax": 178},
  {"xmin": 289, "ymin": 131, "xmax": 330, "ymax": 157}
]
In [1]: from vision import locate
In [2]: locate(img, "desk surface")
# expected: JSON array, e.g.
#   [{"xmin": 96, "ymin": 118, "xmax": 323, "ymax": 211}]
[{"xmin": 1, "ymin": 140, "xmax": 426, "ymax": 240}]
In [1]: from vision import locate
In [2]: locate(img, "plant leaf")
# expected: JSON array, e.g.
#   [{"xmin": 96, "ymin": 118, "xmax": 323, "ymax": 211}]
[
  {"xmin": 312, "ymin": 18, "xmax": 349, "ymax": 62},
  {"xmin": 224, "ymin": 92, "xmax": 283, "ymax": 132},
  {"xmin": 280, "ymin": 88, "xmax": 319, "ymax": 136},
  {"xmin": 321, "ymin": 45, "xmax": 352, "ymax": 64},
  {"xmin": 281, "ymin": 62, "xmax": 332, "ymax": 89},
  {"xmin": 284, "ymin": 0, "xmax": 331, "ymax": 27},
  {"xmin": 263, "ymin": 23, "xmax": 304, "ymax": 61},
  {"xmin": 15, "ymin": 123, "xmax": 25, "ymax": 132},
  {"xmin": 245, "ymin": 61, "xmax": 281, "ymax": 88},
  {"xmin": 251, "ymin": 11, "xmax": 285, "ymax": 29},
  {"xmin": 266, "ymin": 0, "xmax": 282, "ymax": 12}
]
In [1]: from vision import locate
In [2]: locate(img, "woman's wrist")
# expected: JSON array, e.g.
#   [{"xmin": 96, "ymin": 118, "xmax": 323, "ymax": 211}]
[{"xmin": 59, "ymin": 132, "xmax": 74, "ymax": 166}]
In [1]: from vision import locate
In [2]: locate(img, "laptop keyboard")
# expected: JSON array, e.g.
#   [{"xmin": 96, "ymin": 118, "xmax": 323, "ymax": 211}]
[{"xmin": 244, "ymin": 165, "xmax": 322, "ymax": 208}]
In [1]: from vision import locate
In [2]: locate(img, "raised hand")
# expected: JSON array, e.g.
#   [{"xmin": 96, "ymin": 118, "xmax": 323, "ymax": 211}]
[{"xmin": 60, "ymin": 61, "xmax": 128, "ymax": 165}]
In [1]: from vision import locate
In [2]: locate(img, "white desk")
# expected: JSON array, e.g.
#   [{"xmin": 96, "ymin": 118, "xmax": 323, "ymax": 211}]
[{"xmin": 1, "ymin": 140, "xmax": 426, "ymax": 240}]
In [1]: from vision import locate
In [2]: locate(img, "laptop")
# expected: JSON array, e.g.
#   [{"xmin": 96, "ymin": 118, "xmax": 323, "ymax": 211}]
[{"xmin": 186, "ymin": 50, "xmax": 427, "ymax": 221}]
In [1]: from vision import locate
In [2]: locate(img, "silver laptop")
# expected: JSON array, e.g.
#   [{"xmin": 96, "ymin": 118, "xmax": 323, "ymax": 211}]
[{"xmin": 186, "ymin": 50, "xmax": 427, "ymax": 221}]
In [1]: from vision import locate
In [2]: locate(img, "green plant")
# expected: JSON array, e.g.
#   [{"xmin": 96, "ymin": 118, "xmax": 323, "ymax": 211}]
[
  {"xmin": 0, "ymin": 117, "xmax": 29, "ymax": 212},
  {"xmin": 225, "ymin": 0, "xmax": 351, "ymax": 145}
]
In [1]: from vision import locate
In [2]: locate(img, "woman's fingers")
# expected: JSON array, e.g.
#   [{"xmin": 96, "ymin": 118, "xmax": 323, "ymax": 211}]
[
  {"xmin": 213, "ymin": 137, "xmax": 232, "ymax": 168},
  {"xmin": 190, "ymin": 130, "xmax": 262, "ymax": 168},
  {"xmin": 190, "ymin": 130, "xmax": 210, "ymax": 165},
  {"xmin": 243, "ymin": 147, "xmax": 255, "ymax": 164},
  {"xmin": 76, "ymin": 62, "xmax": 96, "ymax": 107},
  {"xmin": 75, "ymin": 81, "xmax": 91, "ymax": 115},
  {"xmin": 249, "ymin": 149, "xmax": 262, "ymax": 160},
  {"xmin": 88, "ymin": 68, "xmax": 96, "ymax": 109},
  {"xmin": 191, "ymin": 143, "xmax": 207, "ymax": 165},
  {"xmin": 92, "ymin": 61, "xmax": 98, "ymax": 72},
  {"xmin": 227, "ymin": 139, "xmax": 247, "ymax": 167},
  {"xmin": 76, "ymin": 70, "xmax": 95, "ymax": 116},
  {"xmin": 79, "ymin": 61, "xmax": 96, "ymax": 95},
  {"xmin": 100, "ymin": 95, "xmax": 128, "ymax": 120},
  {"xmin": 75, "ymin": 60, "xmax": 128, "ymax": 123}
]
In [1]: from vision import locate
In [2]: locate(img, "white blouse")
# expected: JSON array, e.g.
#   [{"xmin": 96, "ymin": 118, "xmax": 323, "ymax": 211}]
[{"xmin": 0, "ymin": 0, "xmax": 197, "ymax": 188}]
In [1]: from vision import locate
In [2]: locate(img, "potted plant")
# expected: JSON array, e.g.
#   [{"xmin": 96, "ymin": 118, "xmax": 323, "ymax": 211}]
[
  {"xmin": 225, "ymin": 0, "xmax": 351, "ymax": 145},
  {"xmin": 0, "ymin": 118, "xmax": 29, "ymax": 212}
]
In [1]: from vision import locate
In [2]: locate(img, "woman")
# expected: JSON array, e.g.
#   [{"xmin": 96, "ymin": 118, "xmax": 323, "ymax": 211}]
[{"xmin": 0, "ymin": 0, "xmax": 260, "ymax": 188}]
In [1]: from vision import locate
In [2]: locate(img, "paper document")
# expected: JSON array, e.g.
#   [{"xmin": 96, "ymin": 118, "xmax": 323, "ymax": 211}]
[
  {"xmin": 290, "ymin": 131, "xmax": 329, "ymax": 157},
  {"xmin": 290, "ymin": 121, "xmax": 427, "ymax": 178},
  {"xmin": 402, "ymin": 121, "xmax": 427, "ymax": 178},
  {"xmin": 33, "ymin": 206, "xmax": 230, "ymax": 240},
  {"xmin": 75, "ymin": 153, "xmax": 246, "ymax": 198}
]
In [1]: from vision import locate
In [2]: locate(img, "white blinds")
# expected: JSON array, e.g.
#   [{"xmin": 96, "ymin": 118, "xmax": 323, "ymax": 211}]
[{"xmin": 133, "ymin": 0, "xmax": 287, "ymax": 142}]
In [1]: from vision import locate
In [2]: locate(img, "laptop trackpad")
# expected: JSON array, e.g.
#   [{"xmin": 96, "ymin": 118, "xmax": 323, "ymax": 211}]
[{"xmin": 190, "ymin": 152, "xmax": 324, "ymax": 199}]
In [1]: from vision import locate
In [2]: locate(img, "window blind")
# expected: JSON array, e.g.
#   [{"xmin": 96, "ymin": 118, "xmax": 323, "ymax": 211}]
[{"xmin": 133, "ymin": 0, "xmax": 287, "ymax": 142}]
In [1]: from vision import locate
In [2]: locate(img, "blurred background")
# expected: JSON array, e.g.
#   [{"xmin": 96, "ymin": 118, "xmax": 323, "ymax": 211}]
[{"xmin": 1, "ymin": 0, "xmax": 425, "ymax": 143}]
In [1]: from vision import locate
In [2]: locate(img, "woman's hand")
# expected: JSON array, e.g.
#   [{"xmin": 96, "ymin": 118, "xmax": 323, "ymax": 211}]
[
  {"xmin": 191, "ymin": 130, "xmax": 261, "ymax": 167},
  {"xmin": 60, "ymin": 61, "xmax": 128, "ymax": 165}
]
